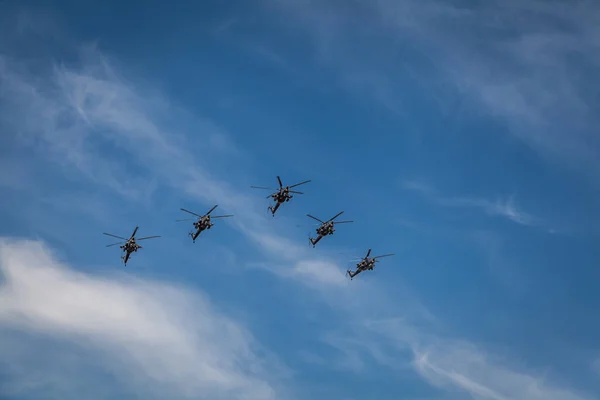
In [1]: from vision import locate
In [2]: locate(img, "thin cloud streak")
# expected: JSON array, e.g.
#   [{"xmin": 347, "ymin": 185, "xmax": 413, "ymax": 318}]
[
  {"xmin": 362, "ymin": 318, "xmax": 594, "ymax": 400},
  {"xmin": 436, "ymin": 195, "xmax": 533, "ymax": 226},
  {"xmin": 413, "ymin": 344, "xmax": 591, "ymax": 400},
  {"xmin": 402, "ymin": 180, "xmax": 534, "ymax": 226},
  {"xmin": 0, "ymin": 237, "xmax": 280, "ymax": 400}
]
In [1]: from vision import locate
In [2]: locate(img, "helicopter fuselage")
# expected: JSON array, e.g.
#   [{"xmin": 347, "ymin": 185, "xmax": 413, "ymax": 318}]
[
  {"xmin": 120, "ymin": 240, "xmax": 140, "ymax": 265},
  {"xmin": 316, "ymin": 222, "xmax": 335, "ymax": 236},
  {"xmin": 310, "ymin": 223, "xmax": 336, "ymax": 247},
  {"xmin": 190, "ymin": 219, "xmax": 213, "ymax": 242},
  {"xmin": 357, "ymin": 259, "xmax": 375, "ymax": 270},
  {"xmin": 273, "ymin": 188, "xmax": 292, "ymax": 203},
  {"xmin": 347, "ymin": 258, "xmax": 376, "ymax": 279},
  {"xmin": 268, "ymin": 189, "xmax": 293, "ymax": 216}
]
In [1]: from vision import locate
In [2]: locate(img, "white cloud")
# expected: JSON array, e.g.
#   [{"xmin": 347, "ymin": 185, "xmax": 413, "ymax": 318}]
[{"xmin": 0, "ymin": 237, "xmax": 280, "ymax": 399}]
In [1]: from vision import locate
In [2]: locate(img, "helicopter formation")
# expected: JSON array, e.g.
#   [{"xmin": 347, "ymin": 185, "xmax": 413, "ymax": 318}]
[{"xmin": 103, "ymin": 176, "xmax": 393, "ymax": 279}]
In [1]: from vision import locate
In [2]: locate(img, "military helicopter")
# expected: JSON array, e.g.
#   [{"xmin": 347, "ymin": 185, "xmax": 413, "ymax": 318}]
[
  {"xmin": 177, "ymin": 205, "xmax": 233, "ymax": 242},
  {"xmin": 306, "ymin": 211, "xmax": 353, "ymax": 247},
  {"xmin": 103, "ymin": 226, "xmax": 160, "ymax": 265},
  {"xmin": 347, "ymin": 248, "xmax": 394, "ymax": 280},
  {"xmin": 251, "ymin": 176, "xmax": 311, "ymax": 216}
]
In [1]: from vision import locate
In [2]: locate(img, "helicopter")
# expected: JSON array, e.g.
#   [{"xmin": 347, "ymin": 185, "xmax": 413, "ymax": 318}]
[
  {"xmin": 347, "ymin": 248, "xmax": 394, "ymax": 280},
  {"xmin": 103, "ymin": 226, "xmax": 160, "ymax": 265},
  {"xmin": 251, "ymin": 176, "xmax": 311, "ymax": 216},
  {"xmin": 177, "ymin": 205, "xmax": 233, "ymax": 242},
  {"xmin": 306, "ymin": 211, "xmax": 353, "ymax": 247}
]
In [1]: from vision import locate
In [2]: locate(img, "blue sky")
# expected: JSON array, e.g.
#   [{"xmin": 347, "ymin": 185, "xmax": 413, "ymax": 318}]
[{"xmin": 1, "ymin": 0, "xmax": 599, "ymax": 399}]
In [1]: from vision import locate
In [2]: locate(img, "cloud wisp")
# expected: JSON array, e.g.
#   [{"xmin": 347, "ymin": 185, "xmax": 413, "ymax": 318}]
[
  {"xmin": 358, "ymin": 318, "xmax": 595, "ymax": 400},
  {"xmin": 402, "ymin": 180, "xmax": 534, "ymax": 226},
  {"xmin": 0, "ymin": 237, "xmax": 280, "ymax": 400},
  {"xmin": 265, "ymin": 0, "xmax": 600, "ymax": 177},
  {"xmin": 412, "ymin": 342, "xmax": 590, "ymax": 400},
  {"xmin": 437, "ymin": 195, "xmax": 533, "ymax": 226}
]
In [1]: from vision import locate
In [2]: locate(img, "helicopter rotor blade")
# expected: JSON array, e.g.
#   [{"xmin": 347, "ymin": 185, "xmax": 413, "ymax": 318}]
[
  {"xmin": 211, "ymin": 215, "xmax": 234, "ymax": 219},
  {"xmin": 366, "ymin": 248, "xmax": 372, "ymax": 258},
  {"xmin": 373, "ymin": 254, "xmax": 395, "ymax": 259},
  {"xmin": 334, "ymin": 220, "xmax": 354, "ymax": 224},
  {"xmin": 103, "ymin": 233, "xmax": 127, "ymax": 240},
  {"xmin": 306, "ymin": 214, "xmax": 324, "ymax": 223},
  {"xmin": 130, "ymin": 226, "xmax": 139, "ymax": 239},
  {"xmin": 288, "ymin": 190, "xmax": 304, "ymax": 194},
  {"xmin": 175, "ymin": 218, "xmax": 195, "ymax": 222},
  {"xmin": 206, "ymin": 205, "xmax": 218, "ymax": 215},
  {"xmin": 277, "ymin": 176, "xmax": 283, "ymax": 188},
  {"xmin": 180, "ymin": 208, "xmax": 202, "ymax": 217},
  {"xmin": 136, "ymin": 236, "xmax": 161, "ymax": 241},
  {"xmin": 327, "ymin": 211, "xmax": 344, "ymax": 222},
  {"xmin": 289, "ymin": 179, "xmax": 311, "ymax": 189},
  {"xmin": 106, "ymin": 242, "xmax": 124, "ymax": 247}
]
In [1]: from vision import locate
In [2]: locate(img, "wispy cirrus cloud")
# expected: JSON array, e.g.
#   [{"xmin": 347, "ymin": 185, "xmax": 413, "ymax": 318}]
[
  {"xmin": 412, "ymin": 341, "xmax": 590, "ymax": 400},
  {"xmin": 264, "ymin": 0, "xmax": 600, "ymax": 177},
  {"xmin": 437, "ymin": 196, "xmax": 533, "ymax": 226},
  {"xmin": 355, "ymin": 318, "xmax": 595, "ymax": 400},
  {"xmin": 0, "ymin": 42, "xmax": 305, "ymax": 262},
  {"xmin": 304, "ymin": 315, "xmax": 597, "ymax": 400},
  {"xmin": 402, "ymin": 180, "xmax": 534, "ymax": 226},
  {"xmin": 0, "ymin": 237, "xmax": 281, "ymax": 400}
]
